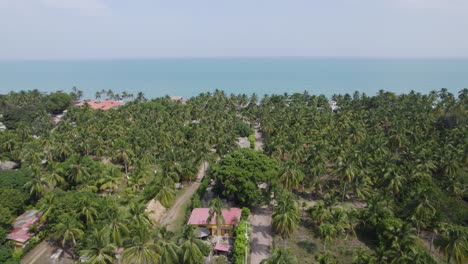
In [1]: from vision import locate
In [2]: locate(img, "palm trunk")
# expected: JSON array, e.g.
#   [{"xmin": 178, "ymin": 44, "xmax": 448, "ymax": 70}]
[
  {"xmin": 342, "ymin": 182, "xmax": 347, "ymax": 202},
  {"xmin": 430, "ymin": 232, "xmax": 435, "ymax": 253}
]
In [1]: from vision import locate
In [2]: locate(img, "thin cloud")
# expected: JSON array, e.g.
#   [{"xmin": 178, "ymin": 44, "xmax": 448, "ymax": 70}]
[
  {"xmin": 39, "ymin": 0, "xmax": 109, "ymax": 16},
  {"xmin": 395, "ymin": 0, "xmax": 468, "ymax": 9}
]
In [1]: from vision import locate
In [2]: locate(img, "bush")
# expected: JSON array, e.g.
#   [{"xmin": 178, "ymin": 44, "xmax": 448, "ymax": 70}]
[
  {"xmin": 233, "ymin": 220, "xmax": 250, "ymax": 264},
  {"xmin": 199, "ymin": 241, "xmax": 212, "ymax": 257},
  {"xmin": 192, "ymin": 194, "xmax": 202, "ymax": 208},
  {"xmin": 236, "ymin": 122, "xmax": 253, "ymax": 137},
  {"xmin": 23, "ymin": 236, "xmax": 40, "ymax": 254},
  {"xmin": 211, "ymin": 255, "xmax": 229, "ymax": 264},
  {"xmin": 0, "ymin": 208, "xmax": 13, "ymax": 230},
  {"xmin": 248, "ymin": 134, "xmax": 255, "ymax": 149},
  {"xmin": 45, "ymin": 92, "xmax": 74, "ymax": 115},
  {"xmin": 11, "ymin": 249, "xmax": 23, "ymax": 262},
  {"xmin": 241, "ymin": 207, "xmax": 250, "ymax": 221}
]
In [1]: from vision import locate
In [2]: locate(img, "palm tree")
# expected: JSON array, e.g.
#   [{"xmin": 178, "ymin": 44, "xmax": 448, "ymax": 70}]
[
  {"xmin": 52, "ymin": 217, "xmax": 84, "ymax": 255},
  {"xmin": 207, "ymin": 197, "xmax": 226, "ymax": 236},
  {"xmin": 78, "ymin": 199, "xmax": 98, "ymax": 226},
  {"xmin": 272, "ymin": 192, "xmax": 300, "ymax": 242},
  {"xmin": 46, "ymin": 162, "xmax": 66, "ymax": 189},
  {"xmin": 113, "ymin": 146, "xmax": 134, "ymax": 176},
  {"xmin": 319, "ymin": 223, "xmax": 337, "ymax": 251},
  {"xmin": 179, "ymin": 226, "xmax": 204, "ymax": 264},
  {"xmin": 127, "ymin": 201, "xmax": 153, "ymax": 231},
  {"xmin": 25, "ymin": 167, "xmax": 49, "ymax": 199},
  {"xmin": 352, "ymin": 247, "xmax": 376, "ymax": 264},
  {"xmin": 155, "ymin": 185, "xmax": 176, "ymax": 207},
  {"xmin": 410, "ymin": 194, "xmax": 436, "ymax": 237},
  {"xmin": 279, "ymin": 163, "xmax": 304, "ymax": 192},
  {"xmin": 310, "ymin": 201, "xmax": 331, "ymax": 225},
  {"xmin": 335, "ymin": 154, "xmax": 358, "ymax": 201},
  {"xmin": 80, "ymin": 228, "xmax": 117, "ymax": 264},
  {"xmin": 122, "ymin": 229, "xmax": 161, "ymax": 264},
  {"xmin": 435, "ymin": 225, "xmax": 468, "ymax": 264},
  {"xmin": 156, "ymin": 227, "xmax": 180, "ymax": 264},
  {"xmin": 262, "ymin": 247, "xmax": 297, "ymax": 264},
  {"xmin": 103, "ymin": 210, "xmax": 129, "ymax": 247},
  {"xmin": 315, "ymin": 253, "xmax": 337, "ymax": 264}
]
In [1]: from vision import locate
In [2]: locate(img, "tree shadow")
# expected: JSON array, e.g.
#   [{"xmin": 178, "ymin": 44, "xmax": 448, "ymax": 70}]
[
  {"xmin": 355, "ymin": 228, "xmax": 379, "ymax": 249},
  {"xmin": 296, "ymin": 240, "xmax": 318, "ymax": 253}
]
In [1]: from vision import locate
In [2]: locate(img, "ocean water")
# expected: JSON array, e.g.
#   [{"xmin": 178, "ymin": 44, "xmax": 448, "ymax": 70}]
[{"xmin": 0, "ymin": 58, "xmax": 467, "ymax": 99}]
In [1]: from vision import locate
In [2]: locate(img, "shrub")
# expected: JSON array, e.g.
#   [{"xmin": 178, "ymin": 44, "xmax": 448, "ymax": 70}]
[
  {"xmin": 248, "ymin": 134, "xmax": 255, "ymax": 149},
  {"xmin": 199, "ymin": 241, "xmax": 212, "ymax": 257},
  {"xmin": 236, "ymin": 122, "xmax": 253, "ymax": 137},
  {"xmin": 241, "ymin": 207, "xmax": 250, "ymax": 221},
  {"xmin": 12, "ymin": 249, "xmax": 23, "ymax": 262},
  {"xmin": 211, "ymin": 255, "xmax": 229, "ymax": 264},
  {"xmin": 233, "ymin": 220, "xmax": 250, "ymax": 264}
]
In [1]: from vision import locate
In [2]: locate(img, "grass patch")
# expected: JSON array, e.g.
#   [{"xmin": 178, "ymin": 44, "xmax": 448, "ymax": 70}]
[{"xmin": 273, "ymin": 218, "xmax": 371, "ymax": 263}]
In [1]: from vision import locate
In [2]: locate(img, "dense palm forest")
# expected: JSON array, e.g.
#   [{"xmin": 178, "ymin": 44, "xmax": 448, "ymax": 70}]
[
  {"xmin": 0, "ymin": 88, "xmax": 466, "ymax": 263},
  {"xmin": 255, "ymin": 89, "xmax": 467, "ymax": 263}
]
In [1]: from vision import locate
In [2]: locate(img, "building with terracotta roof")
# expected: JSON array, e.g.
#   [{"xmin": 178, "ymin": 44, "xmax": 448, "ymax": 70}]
[
  {"xmin": 187, "ymin": 208, "xmax": 241, "ymax": 237},
  {"xmin": 7, "ymin": 210, "xmax": 41, "ymax": 249},
  {"xmin": 75, "ymin": 100, "xmax": 124, "ymax": 110}
]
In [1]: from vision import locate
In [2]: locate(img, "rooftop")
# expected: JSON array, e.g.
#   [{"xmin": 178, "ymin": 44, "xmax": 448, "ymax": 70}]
[
  {"xmin": 8, "ymin": 210, "xmax": 41, "ymax": 243},
  {"xmin": 187, "ymin": 208, "xmax": 241, "ymax": 226},
  {"xmin": 75, "ymin": 100, "xmax": 124, "ymax": 110}
]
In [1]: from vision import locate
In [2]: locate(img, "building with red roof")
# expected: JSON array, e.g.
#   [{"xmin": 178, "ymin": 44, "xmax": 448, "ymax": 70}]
[
  {"xmin": 187, "ymin": 208, "xmax": 241, "ymax": 238},
  {"xmin": 7, "ymin": 210, "xmax": 41, "ymax": 249},
  {"xmin": 75, "ymin": 100, "xmax": 124, "ymax": 110}
]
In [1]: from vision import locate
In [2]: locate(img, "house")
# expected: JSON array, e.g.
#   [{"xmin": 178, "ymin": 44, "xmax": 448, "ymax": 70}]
[
  {"xmin": 7, "ymin": 210, "xmax": 41, "ymax": 249},
  {"xmin": 75, "ymin": 100, "xmax": 124, "ymax": 110},
  {"xmin": 169, "ymin": 96, "xmax": 187, "ymax": 104},
  {"xmin": 187, "ymin": 208, "xmax": 241, "ymax": 237}
]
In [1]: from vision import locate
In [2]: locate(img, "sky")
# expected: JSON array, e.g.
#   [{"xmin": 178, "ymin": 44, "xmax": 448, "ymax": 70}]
[{"xmin": 1, "ymin": 0, "xmax": 468, "ymax": 60}]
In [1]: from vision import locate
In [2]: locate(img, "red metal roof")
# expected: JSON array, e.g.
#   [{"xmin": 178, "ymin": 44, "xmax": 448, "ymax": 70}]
[
  {"xmin": 75, "ymin": 100, "xmax": 123, "ymax": 110},
  {"xmin": 214, "ymin": 242, "xmax": 231, "ymax": 252},
  {"xmin": 187, "ymin": 208, "xmax": 241, "ymax": 226},
  {"xmin": 7, "ymin": 210, "xmax": 40, "ymax": 243}
]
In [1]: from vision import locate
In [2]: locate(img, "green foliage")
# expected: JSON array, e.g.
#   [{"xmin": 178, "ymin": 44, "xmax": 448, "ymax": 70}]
[
  {"xmin": 199, "ymin": 241, "xmax": 211, "ymax": 257},
  {"xmin": 262, "ymin": 247, "xmax": 297, "ymax": 264},
  {"xmin": 11, "ymin": 249, "xmax": 23, "ymax": 262},
  {"xmin": 212, "ymin": 148, "xmax": 280, "ymax": 207},
  {"xmin": 45, "ymin": 92, "xmax": 74, "ymax": 115},
  {"xmin": 0, "ymin": 227, "xmax": 8, "ymax": 244},
  {"xmin": 0, "ymin": 207, "xmax": 13, "ymax": 229},
  {"xmin": 248, "ymin": 134, "xmax": 255, "ymax": 149},
  {"xmin": 0, "ymin": 90, "xmax": 69, "ymax": 132},
  {"xmin": 0, "ymin": 169, "xmax": 32, "ymax": 191},
  {"xmin": 233, "ymin": 220, "xmax": 250, "ymax": 264},
  {"xmin": 0, "ymin": 245, "xmax": 16, "ymax": 264},
  {"xmin": 236, "ymin": 122, "xmax": 253, "ymax": 137},
  {"xmin": 272, "ymin": 192, "xmax": 300, "ymax": 239},
  {"xmin": 241, "ymin": 207, "xmax": 250, "ymax": 221},
  {"xmin": 211, "ymin": 255, "xmax": 229, "ymax": 264},
  {"xmin": 0, "ymin": 187, "xmax": 28, "ymax": 215}
]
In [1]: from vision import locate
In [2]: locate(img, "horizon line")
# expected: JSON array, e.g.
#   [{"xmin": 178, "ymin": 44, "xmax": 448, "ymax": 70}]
[{"xmin": 1, "ymin": 55, "xmax": 468, "ymax": 62}]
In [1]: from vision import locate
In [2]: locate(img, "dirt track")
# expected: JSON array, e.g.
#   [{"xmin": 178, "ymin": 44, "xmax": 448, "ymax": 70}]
[
  {"xmin": 160, "ymin": 161, "xmax": 209, "ymax": 230},
  {"xmin": 250, "ymin": 206, "xmax": 273, "ymax": 264}
]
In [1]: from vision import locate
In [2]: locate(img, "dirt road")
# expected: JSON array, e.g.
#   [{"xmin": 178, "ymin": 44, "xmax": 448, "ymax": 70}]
[
  {"xmin": 160, "ymin": 161, "xmax": 209, "ymax": 230},
  {"xmin": 21, "ymin": 241, "xmax": 73, "ymax": 264},
  {"xmin": 250, "ymin": 206, "xmax": 273, "ymax": 264},
  {"xmin": 254, "ymin": 125, "xmax": 263, "ymax": 151}
]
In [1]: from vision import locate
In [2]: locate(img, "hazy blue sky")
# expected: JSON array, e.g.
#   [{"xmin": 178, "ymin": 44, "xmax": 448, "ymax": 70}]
[{"xmin": 1, "ymin": 0, "xmax": 467, "ymax": 59}]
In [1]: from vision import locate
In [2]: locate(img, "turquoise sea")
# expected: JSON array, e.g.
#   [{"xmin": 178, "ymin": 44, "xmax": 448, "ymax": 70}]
[{"xmin": 0, "ymin": 58, "xmax": 467, "ymax": 99}]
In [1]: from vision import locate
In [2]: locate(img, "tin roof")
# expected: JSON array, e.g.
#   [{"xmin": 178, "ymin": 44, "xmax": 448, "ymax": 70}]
[{"xmin": 187, "ymin": 208, "xmax": 241, "ymax": 226}]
